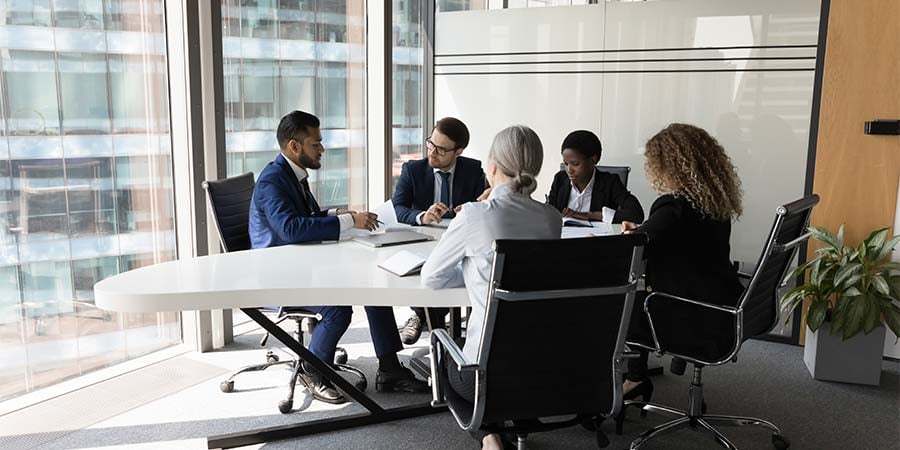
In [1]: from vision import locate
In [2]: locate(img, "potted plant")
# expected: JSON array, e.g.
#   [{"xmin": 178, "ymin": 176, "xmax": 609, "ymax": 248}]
[{"xmin": 781, "ymin": 225, "xmax": 900, "ymax": 385}]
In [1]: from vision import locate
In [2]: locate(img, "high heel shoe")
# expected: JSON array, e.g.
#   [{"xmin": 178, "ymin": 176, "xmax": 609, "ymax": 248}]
[{"xmin": 616, "ymin": 379, "xmax": 654, "ymax": 435}]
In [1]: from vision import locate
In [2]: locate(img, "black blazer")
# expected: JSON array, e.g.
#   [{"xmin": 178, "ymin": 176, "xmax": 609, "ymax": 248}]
[
  {"xmin": 632, "ymin": 195, "xmax": 744, "ymax": 358},
  {"xmin": 547, "ymin": 168, "xmax": 645, "ymax": 223},
  {"xmin": 391, "ymin": 156, "xmax": 487, "ymax": 225}
]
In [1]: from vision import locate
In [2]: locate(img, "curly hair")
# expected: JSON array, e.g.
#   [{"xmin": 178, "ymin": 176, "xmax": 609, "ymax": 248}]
[{"xmin": 644, "ymin": 123, "xmax": 743, "ymax": 221}]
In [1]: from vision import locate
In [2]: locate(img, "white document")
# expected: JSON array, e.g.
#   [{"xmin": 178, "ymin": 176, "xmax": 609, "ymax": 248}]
[
  {"xmin": 341, "ymin": 201, "xmax": 411, "ymax": 239},
  {"xmin": 561, "ymin": 222, "xmax": 613, "ymax": 239},
  {"xmin": 602, "ymin": 207, "xmax": 616, "ymax": 223},
  {"xmin": 562, "ymin": 217, "xmax": 593, "ymax": 228},
  {"xmin": 378, "ymin": 250, "xmax": 427, "ymax": 277}
]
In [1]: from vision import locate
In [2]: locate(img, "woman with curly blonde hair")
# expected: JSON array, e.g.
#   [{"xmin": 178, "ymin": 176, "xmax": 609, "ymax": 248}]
[{"xmin": 618, "ymin": 123, "xmax": 745, "ymax": 422}]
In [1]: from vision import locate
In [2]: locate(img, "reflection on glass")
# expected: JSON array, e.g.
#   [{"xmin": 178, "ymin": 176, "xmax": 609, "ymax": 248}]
[
  {"xmin": 59, "ymin": 53, "xmax": 112, "ymax": 135},
  {"xmin": 391, "ymin": 0, "xmax": 425, "ymax": 190},
  {"xmin": 0, "ymin": 0, "xmax": 179, "ymax": 401},
  {"xmin": 4, "ymin": 0, "xmax": 53, "ymax": 27},
  {"xmin": 222, "ymin": 0, "xmax": 367, "ymax": 210},
  {"xmin": 4, "ymin": 51, "xmax": 61, "ymax": 136}
]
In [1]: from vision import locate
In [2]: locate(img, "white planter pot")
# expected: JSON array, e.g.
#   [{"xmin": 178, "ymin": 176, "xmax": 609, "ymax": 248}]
[{"xmin": 804, "ymin": 322, "xmax": 886, "ymax": 386}]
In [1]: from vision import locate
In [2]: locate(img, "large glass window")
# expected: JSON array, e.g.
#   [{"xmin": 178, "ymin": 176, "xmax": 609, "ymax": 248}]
[
  {"xmin": 0, "ymin": 0, "xmax": 178, "ymax": 402},
  {"xmin": 222, "ymin": 0, "xmax": 367, "ymax": 211},
  {"xmin": 391, "ymin": 0, "xmax": 425, "ymax": 190}
]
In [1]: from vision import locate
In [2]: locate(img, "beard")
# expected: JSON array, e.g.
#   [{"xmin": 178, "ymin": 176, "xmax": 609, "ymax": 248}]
[{"xmin": 299, "ymin": 152, "xmax": 321, "ymax": 170}]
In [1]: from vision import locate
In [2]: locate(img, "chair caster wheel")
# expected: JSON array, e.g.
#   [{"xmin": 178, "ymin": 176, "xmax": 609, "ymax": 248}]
[
  {"xmin": 334, "ymin": 348, "xmax": 348, "ymax": 365},
  {"xmin": 278, "ymin": 400, "xmax": 293, "ymax": 414},
  {"xmin": 266, "ymin": 352, "xmax": 279, "ymax": 363},
  {"xmin": 772, "ymin": 434, "xmax": 790, "ymax": 449},
  {"xmin": 220, "ymin": 380, "xmax": 234, "ymax": 393}
]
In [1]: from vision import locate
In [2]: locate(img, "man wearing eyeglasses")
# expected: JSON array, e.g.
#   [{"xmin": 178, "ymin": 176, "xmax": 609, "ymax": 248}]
[{"xmin": 391, "ymin": 117, "xmax": 488, "ymax": 344}]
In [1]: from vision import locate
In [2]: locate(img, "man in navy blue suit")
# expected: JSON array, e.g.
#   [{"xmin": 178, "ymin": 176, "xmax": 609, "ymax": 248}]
[
  {"xmin": 391, "ymin": 117, "xmax": 487, "ymax": 344},
  {"xmin": 250, "ymin": 111, "xmax": 427, "ymax": 404}
]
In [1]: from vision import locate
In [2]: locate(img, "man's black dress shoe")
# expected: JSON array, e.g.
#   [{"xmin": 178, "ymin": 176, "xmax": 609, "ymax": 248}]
[
  {"xmin": 298, "ymin": 364, "xmax": 347, "ymax": 404},
  {"xmin": 375, "ymin": 366, "xmax": 429, "ymax": 393}
]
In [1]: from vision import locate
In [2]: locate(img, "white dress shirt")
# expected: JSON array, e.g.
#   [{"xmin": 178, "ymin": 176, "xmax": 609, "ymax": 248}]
[
  {"xmin": 415, "ymin": 163, "xmax": 457, "ymax": 225},
  {"xmin": 420, "ymin": 181, "xmax": 563, "ymax": 362},
  {"xmin": 283, "ymin": 154, "xmax": 353, "ymax": 232},
  {"xmin": 567, "ymin": 170, "xmax": 595, "ymax": 213}
]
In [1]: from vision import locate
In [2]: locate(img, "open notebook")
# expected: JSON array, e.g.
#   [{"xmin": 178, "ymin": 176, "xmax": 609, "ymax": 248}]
[{"xmin": 378, "ymin": 250, "xmax": 427, "ymax": 277}]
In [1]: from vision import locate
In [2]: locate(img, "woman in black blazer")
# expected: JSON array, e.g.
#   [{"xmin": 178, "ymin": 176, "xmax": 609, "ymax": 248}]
[
  {"xmin": 620, "ymin": 123, "xmax": 744, "ymax": 406},
  {"xmin": 547, "ymin": 130, "xmax": 644, "ymax": 224}
]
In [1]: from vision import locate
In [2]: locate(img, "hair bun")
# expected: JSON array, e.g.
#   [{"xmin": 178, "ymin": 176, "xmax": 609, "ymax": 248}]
[{"xmin": 513, "ymin": 171, "xmax": 537, "ymax": 195}]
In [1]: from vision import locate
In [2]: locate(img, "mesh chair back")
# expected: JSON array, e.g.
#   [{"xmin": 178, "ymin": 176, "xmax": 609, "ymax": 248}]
[
  {"xmin": 202, "ymin": 172, "xmax": 255, "ymax": 253},
  {"xmin": 596, "ymin": 165, "xmax": 630, "ymax": 188},
  {"xmin": 555, "ymin": 164, "xmax": 631, "ymax": 188},
  {"xmin": 739, "ymin": 195, "xmax": 819, "ymax": 340},
  {"xmin": 477, "ymin": 234, "xmax": 646, "ymax": 423}
]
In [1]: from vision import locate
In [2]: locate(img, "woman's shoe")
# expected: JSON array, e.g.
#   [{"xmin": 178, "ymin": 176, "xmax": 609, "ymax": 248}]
[{"xmin": 616, "ymin": 379, "xmax": 654, "ymax": 435}]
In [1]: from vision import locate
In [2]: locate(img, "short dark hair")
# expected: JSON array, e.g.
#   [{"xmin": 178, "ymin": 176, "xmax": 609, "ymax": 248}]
[
  {"xmin": 433, "ymin": 117, "xmax": 469, "ymax": 150},
  {"xmin": 277, "ymin": 110, "xmax": 320, "ymax": 150},
  {"xmin": 561, "ymin": 130, "xmax": 602, "ymax": 160}
]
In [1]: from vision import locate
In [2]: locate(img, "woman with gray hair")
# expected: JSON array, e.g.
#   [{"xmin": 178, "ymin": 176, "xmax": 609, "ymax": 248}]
[{"xmin": 421, "ymin": 125, "xmax": 562, "ymax": 450}]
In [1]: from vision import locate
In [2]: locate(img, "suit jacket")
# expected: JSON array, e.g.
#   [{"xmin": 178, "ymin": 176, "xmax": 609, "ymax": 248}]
[
  {"xmin": 632, "ymin": 194, "xmax": 744, "ymax": 359},
  {"xmin": 249, "ymin": 153, "xmax": 339, "ymax": 248},
  {"xmin": 391, "ymin": 156, "xmax": 488, "ymax": 225},
  {"xmin": 547, "ymin": 167, "xmax": 645, "ymax": 223}
]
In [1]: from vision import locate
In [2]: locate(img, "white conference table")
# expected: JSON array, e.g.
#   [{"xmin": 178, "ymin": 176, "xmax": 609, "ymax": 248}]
[
  {"xmin": 94, "ymin": 223, "xmax": 618, "ymax": 448},
  {"xmin": 95, "ymin": 227, "xmax": 468, "ymax": 313},
  {"xmin": 94, "ymin": 226, "xmax": 470, "ymax": 449}
]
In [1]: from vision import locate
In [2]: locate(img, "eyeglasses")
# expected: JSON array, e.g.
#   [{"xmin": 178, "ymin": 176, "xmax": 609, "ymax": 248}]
[{"xmin": 426, "ymin": 138, "xmax": 458, "ymax": 156}]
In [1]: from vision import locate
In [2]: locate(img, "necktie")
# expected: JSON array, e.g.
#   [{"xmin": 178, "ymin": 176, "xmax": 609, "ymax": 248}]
[
  {"xmin": 300, "ymin": 178, "xmax": 320, "ymax": 214},
  {"xmin": 438, "ymin": 171, "xmax": 453, "ymax": 218}
]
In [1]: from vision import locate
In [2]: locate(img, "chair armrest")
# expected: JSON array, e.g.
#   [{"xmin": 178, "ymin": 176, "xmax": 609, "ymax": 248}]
[
  {"xmin": 644, "ymin": 291, "xmax": 738, "ymax": 315},
  {"xmin": 429, "ymin": 328, "xmax": 478, "ymax": 409},
  {"xmin": 431, "ymin": 329, "xmax": 478, "ymax": 371},
  {"xmin": 642, "ymin": 292, "xmax": 739, "ymax": 366}
]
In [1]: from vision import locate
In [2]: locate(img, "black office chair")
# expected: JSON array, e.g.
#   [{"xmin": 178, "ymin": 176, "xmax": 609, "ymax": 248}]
[
  {"xmin": 202, "ymin": 172, "xmax": 365, "ymax": 414},
  {"xmin": 430, "ymin": 234, "xmax": 648, "ymax": 448},
  {"xmin": 624, "ymin": 194, "xmax": 820, "ymax": 450},
  {"xmin": 558, "ymin": 163, "xmax": 631, "ymax": 188}
]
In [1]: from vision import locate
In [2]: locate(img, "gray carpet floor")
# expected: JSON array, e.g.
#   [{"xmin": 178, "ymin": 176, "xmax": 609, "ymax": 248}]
[{"xmin": 2, "ymin": 317, "xmax": 898, "ymax": 450}]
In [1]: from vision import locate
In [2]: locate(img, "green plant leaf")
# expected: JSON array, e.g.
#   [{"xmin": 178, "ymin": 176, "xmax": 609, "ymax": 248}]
[
  {"xmin": 836, "ymin": 224, "xmax": 845, "ymax": 247},
  {"xmin": 810, "ymin": 226, "xmax": 841, "ymax": 250},
  {"xmin": 810, "ymin": 258, "xmax": 822, "ymax": 286},
  {"xmin": 866, "ymin": 228, "xmax": 890, "ymax": 251},
  {"xmin": 841, "ymin": 295, "xmax": 870, "ymax": 340},
  {"xmin": 876, "ymin": 235, "xmax": 900, "ymax": 261},
  {"xmin": 831, "ymin": 297, "xmax": 853, "ymax": 335},
  {"xmin": 872, "ymin": 276, "xmax": 891, "ymax": 297},
  {"xmin": 834, "ymin": 262, "xmax": 861, "ymax": 287},
  {"xmin": 863, "ymin": 295, "xmax": 880, "ymax": 334},
  {"xmin": 807, "ymin": 300, "xmax": 828, "ymax": 332},
  {"xmin": 844, "ymin": 286, "xmax": 863, "ymax": 297},
  {"xmin": 858, "ymin": 241, "xmax": 867, "ymax": 260},
  {"xmin": 879, "ymin": 262, "xmax": 900, "ymax": 273}
]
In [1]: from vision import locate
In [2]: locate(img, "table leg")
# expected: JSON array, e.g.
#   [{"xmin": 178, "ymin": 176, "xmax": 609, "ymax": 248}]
[
  {"xmin": 206, "ymin": 308, "xmax": 445, "ymax": 449},
  {"xmin": 449, "ymin": 307, "xmax": 462, "ymax": 339}
]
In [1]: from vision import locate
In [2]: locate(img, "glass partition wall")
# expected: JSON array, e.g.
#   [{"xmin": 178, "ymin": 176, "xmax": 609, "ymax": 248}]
[{"xmin": 0, "ymin": 0, "xmax": 179, "ymax": 401}]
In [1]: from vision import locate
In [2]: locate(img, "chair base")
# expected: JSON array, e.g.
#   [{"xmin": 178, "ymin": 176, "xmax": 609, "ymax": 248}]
[
  {"xmin": 624, "ymin": 401, "xmax": 790, "ymax": 450},
  {"xmin": 623, "ymin": 366, "xmax": 788, "ymax": 450}
]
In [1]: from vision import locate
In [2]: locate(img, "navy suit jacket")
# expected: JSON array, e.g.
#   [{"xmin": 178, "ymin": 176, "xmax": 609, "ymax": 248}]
[
  {"xmin": 391, "ymin": 156, "xmax": 487, "ymax": 225},
  {"xmin": 249, "ymin": 153, "xmax": 339, "ymax": 248}
]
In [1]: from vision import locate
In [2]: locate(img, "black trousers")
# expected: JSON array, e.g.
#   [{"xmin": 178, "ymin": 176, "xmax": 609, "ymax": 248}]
[{"xmin": 412, "ymin": 306, "xmax": 448, "ymax": 329}]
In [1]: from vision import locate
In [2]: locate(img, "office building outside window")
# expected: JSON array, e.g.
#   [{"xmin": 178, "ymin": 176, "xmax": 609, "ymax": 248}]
[
  {"xmin": 0, "ymin": 0, "xmax": 179, "ymax": 401},
  {"xmin": 222, "ymin": 0, "xmax": 367, "ymax": 211},
  {"xmin": 392, "ymin": 0, "xmax": 425, "ymax": 191}
]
